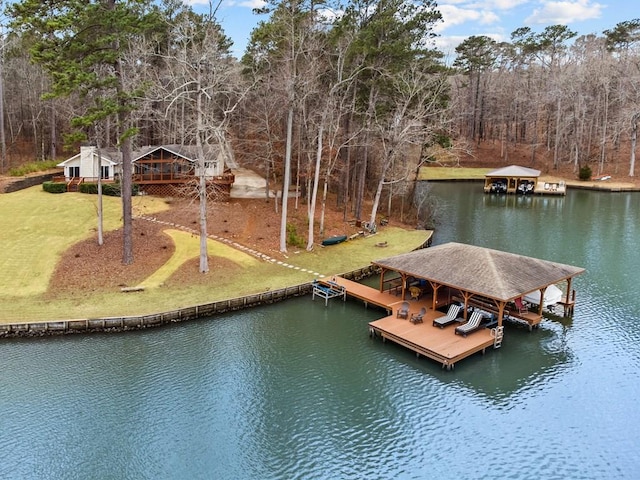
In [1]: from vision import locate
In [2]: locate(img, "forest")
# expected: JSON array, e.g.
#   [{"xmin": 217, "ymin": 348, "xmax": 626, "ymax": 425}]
[{"xmin": 2, "ymin": 0, "xmax": 639, "ymax": 261}]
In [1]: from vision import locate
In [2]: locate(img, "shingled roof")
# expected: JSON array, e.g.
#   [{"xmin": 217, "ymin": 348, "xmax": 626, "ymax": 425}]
[{"xmin": 373, "ymin": 242, "xmax": 584, "ymax": 302}]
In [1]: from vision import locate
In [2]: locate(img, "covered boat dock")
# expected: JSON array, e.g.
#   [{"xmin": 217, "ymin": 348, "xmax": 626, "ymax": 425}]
[
  {"xmin": 367, "ymin": 242, "xmax": 584, "ymax": 368},
  {"xmin": 484, "ymin": 165, "xmax": 566, "ymax": 195}
]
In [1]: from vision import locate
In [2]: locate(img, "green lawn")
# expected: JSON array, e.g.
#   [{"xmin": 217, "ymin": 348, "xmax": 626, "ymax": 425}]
[
  {"xmin": 417, "ymin": 166, "xmax": 491, "ymax": 181},
  {"xmin": 0, "ymin": 186, "xmax": 431, "ymax": 323},
  {"xmin": 0, "ymin": 186, "xmax": 168, "ymax": 300}
]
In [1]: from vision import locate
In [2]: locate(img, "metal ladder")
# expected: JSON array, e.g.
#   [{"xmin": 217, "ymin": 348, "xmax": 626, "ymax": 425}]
[{"xmin": 491, "ymin": 326, "xmax": 504, "ymax": 348}]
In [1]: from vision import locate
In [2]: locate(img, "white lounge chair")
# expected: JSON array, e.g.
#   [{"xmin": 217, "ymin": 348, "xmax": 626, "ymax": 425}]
[
  {"xmin": 432, "ymin": 304, "xmax": 462, "ymax": 328},
  {"xmin": 455, "ymin": 311, "xmax": 484, "ymax": 336}
]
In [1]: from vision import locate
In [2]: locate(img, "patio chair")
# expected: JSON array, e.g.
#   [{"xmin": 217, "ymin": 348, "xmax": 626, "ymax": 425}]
[
  {"xmin": 410, "ymin": 307, "xmax": 426, "ymax": 324},
  {"xmin": 432, "ymin": 304, "xmax": 462, "ymax": 328},
  {"xmin": 455, "ymin": 311, "xmax": 484, "ymax": 337},
  {"xmin": 514, "ymin": 297, "xmax": 528, "ymax": 314},
  {"xmin": 396, "ymin": 301, "xmax": 410, "ymax": 319},
  {"xmin": 409, "ymin": 286, "xmax": 422, "ymax": 301}
]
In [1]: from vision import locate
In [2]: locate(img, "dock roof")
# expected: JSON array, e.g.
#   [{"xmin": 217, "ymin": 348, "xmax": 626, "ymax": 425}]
[
  {"xmin": 485, "ymin": 165, "xmax": 541, "ymax": 177},
  {"xmin": 373, "ymin": 242, "xmax": 584, "ymax": 302}
]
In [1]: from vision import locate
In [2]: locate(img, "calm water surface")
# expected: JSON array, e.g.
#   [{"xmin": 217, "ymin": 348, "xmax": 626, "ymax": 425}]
[{"xmin": 2, "ymin": 183, "xmax": 639, "ymax": 479}]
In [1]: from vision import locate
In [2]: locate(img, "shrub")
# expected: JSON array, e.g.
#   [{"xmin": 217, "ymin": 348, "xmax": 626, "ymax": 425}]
[
  {"xmin": 578, "ymin": 165, "xmax": 592, "ymax": 181},
  {"xmin": 79, "ymin": 182, "xmax": 139, "ymax": 197},
  {"xmin": 9, "ymin": 160, "xmax": 59, "ymax": 177},
  {"xmin": 286, "ymin": 223, "xmax": 306, "ymax": 248},
  {"xmin": 42, "ymin": 181, "xmax": 67, "ymax": 194}
]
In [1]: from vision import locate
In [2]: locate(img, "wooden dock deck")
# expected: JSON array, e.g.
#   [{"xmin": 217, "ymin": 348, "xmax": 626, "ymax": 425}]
[
  {"xmin": 319, "ymin": 277, "xmax": 406, "ymax": 313},
  {"xmin": 321, "ymin": 277, "xmax": 499, "ymax": 369},
  {"xmin": 369, "ymin": 312, "xmax": 496, "ymax": 369}
]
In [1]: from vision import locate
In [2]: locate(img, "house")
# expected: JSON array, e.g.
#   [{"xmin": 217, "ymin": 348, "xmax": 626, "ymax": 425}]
[
  {"xmin": 55, "ymin": 144, "xmax": 235, "ymax": 197},
  {"xmin": 56, "ymin": 146, "xmax": 120, "ymax": 190},
  {"xmin": 131, "ymin": 144, "xmax": 235, "ymax": 197}
]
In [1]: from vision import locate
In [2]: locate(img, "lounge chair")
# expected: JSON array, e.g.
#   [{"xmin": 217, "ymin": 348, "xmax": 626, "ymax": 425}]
[
  {"xmin": 432, "ymin": 304, "xmax": 462, "ymax": 328},
  {"xmin": 455, "ymin": 311, "xmax": 484, "ymax": 336},
  {"xmin": 410, "ymin": 307, "xmax": 426, "ymax": 324},
  {"xmin": 396, "ymin": 301, "xmax": 410, "ymax": 319}
]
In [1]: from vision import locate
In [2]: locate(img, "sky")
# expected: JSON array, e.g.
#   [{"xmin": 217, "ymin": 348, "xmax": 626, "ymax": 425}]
[{"xmin": 186, "ymin": 0, "xmax": 639, "ymax": 58}]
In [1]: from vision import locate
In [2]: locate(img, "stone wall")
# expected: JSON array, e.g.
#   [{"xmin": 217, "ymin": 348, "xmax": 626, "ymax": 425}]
[
  {"xmin": 2, "ymin": 173, "xmax": 56, "ymax": 193},
  {"xmin": 0, "ymin": 265, "xmax": 380, "ymax": 338}
]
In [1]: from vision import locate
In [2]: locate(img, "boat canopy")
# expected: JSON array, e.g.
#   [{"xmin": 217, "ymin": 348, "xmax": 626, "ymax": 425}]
[{"xmin": 523, "ymin": 284, "xmax": 563, "ymax": 307}]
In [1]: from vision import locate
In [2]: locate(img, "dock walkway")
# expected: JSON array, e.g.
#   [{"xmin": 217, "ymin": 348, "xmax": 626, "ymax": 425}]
[{"xmin": 319, "ymin": 277, "xmax": 406, "ymax": 313}]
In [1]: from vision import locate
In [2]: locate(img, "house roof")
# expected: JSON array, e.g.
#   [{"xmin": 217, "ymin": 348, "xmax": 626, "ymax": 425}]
[
  {"xmin": 373, "ymin": 242, "xmax": 584, "ymax": 302},
  {"xmin": 485, "ymin": 165, "xmax": 541, "ymax": 178},
  {"xmin": 57, "ymin": 149, "xmax": 119, "ymax": 167},
  {"xmin": 59, "ymin": 144, "xmax": 232, "ymax": 167},
  {"xmin": 132, "ymin": 144, "xmax": 225, "ymax": 163}
]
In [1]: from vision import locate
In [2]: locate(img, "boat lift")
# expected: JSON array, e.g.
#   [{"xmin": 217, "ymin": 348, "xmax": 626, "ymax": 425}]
[{"xmin": 312, "ymin": 279, "xmax": 347, "ymax": 306}]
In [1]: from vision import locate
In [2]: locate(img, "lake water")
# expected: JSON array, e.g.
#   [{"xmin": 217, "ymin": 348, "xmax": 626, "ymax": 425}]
[{"xmin": 2, "ymin": 183, "xmax": 639, "ymax": 479}]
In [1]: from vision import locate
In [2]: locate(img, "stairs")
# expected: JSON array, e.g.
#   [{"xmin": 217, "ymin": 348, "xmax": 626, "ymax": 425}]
[{"xmin": 67, "ymin": 177, "xmax": 83, "ymax": 192}]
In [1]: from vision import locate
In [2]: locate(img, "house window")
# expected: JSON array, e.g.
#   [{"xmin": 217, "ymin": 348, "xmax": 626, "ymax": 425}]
[
  {"xmin": 204, "ymin": 161, "xmax": 217, "ymax": 170},
  {"xmin": 101, "ymin": 166, "xmax": 110, "ymax": 179},
  {"xmin": 69, "ymin": 166, "xmax": 80, "ymax": 178}
]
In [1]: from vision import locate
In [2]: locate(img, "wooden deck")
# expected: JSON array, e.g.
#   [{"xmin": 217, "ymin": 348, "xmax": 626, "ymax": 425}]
[
  {"xmin": 322, "ymin": 277, "xmax": 499, "ymax": 369},
  {"xmin": 319, "ymin": 277, "xmax": 406, "ymax": 313},
  {"xmin": 369, "ymin": 312, "xmax": 496, "ymax": 369}
]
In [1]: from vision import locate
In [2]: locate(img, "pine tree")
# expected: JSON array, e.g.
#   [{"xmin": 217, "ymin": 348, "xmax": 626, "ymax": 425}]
[{"xmin": 8, "ymin": 0, "xmax": 162, "ymax": 264}]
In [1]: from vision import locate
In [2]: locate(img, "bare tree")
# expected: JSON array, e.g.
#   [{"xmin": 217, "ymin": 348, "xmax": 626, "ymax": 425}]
[
  {"xmin": 149, "ymin": 4, "xmax": 249, "ymax": 272},
  {"xmin": 367, "ymin": 65, "xmax": 449, "ymax": 228}
]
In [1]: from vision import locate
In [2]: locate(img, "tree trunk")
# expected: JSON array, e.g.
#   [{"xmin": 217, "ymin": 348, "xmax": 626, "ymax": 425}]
[
  {"xmin": 599, "ymin": 91, "xmax": 609, "ymax": 176},
  {"xmin": 120, "ymin": 135, "xmax": 133, "ymax": 265},
  {"xmin": 199, "ymin": 169, "xmax": 208, "ymax": 273},
  {"xmin": 280, "ymin": 105, "xmax": 294, "ymax": 253},
  {"xmin": 114, "ymin": 34, "xmax": 133, "ymax": 265},
  {"xmin": 50, "ymin": 101, "xmax": 56, "ymax": 161},
  {"xmin": 369, "ymin": 151, "xmax": 393, "ymax": 228},
  {"xmin": 320, "ymin": 176, "xmax": 329, "ymax": 236},
  {"xmin": 306, "ymin": 124, "xmax": 323, "ymax": 250},
  {"xmin": 95, "ymin": 142, "xmax": 104, "ymax": 246},
  {"xmin": 196, "ymin": 68, "xmax": 209, "ymax": 274},
  {"xmin": 553, "ymin": 96, "xmax": 561, "ymax": 169},
  {"xmin": 630, "ymin": 113, "xmax": 638, "ymax": 177}
]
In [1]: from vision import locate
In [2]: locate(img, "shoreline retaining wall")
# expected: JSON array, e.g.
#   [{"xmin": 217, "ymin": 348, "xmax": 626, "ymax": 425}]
[
  {"xmin": 0, "ymin": 266, "xmax": 380, "ymax": 339},
  {"xmin": 2, "ymin": 173, "xmax": 55, "ymax": 193}
]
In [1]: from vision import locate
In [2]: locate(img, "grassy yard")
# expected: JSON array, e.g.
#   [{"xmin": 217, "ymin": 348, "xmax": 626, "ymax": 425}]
[
  {"xmin": 0, "ymin": 186, "xmax": 431, "ymax": 323},
  {"xmin": 417, "ymin": 166, "xmax": 491, "ymax": 181},
  {"xmin": 0, "ymin": 187, "xmax": 170, "ymax": 298}
]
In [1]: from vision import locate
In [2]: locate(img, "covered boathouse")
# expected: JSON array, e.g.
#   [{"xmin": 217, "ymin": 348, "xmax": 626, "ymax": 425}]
[
  {"xmin": 484, "ymin": 165, "xmax": 566, "ymax": 195},
  {"xmin": 366, "ymin": 242, "xmax": 585, "ymax": 369}
]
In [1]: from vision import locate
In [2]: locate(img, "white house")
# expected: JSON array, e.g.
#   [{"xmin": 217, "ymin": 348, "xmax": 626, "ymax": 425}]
[
  {"xmin": 57, "ymin": 146, "xmax": 120, "ymax": 181},
  {"xmin": 57, "ymin": 143, "xmax": 236, "ymax": 197}
]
